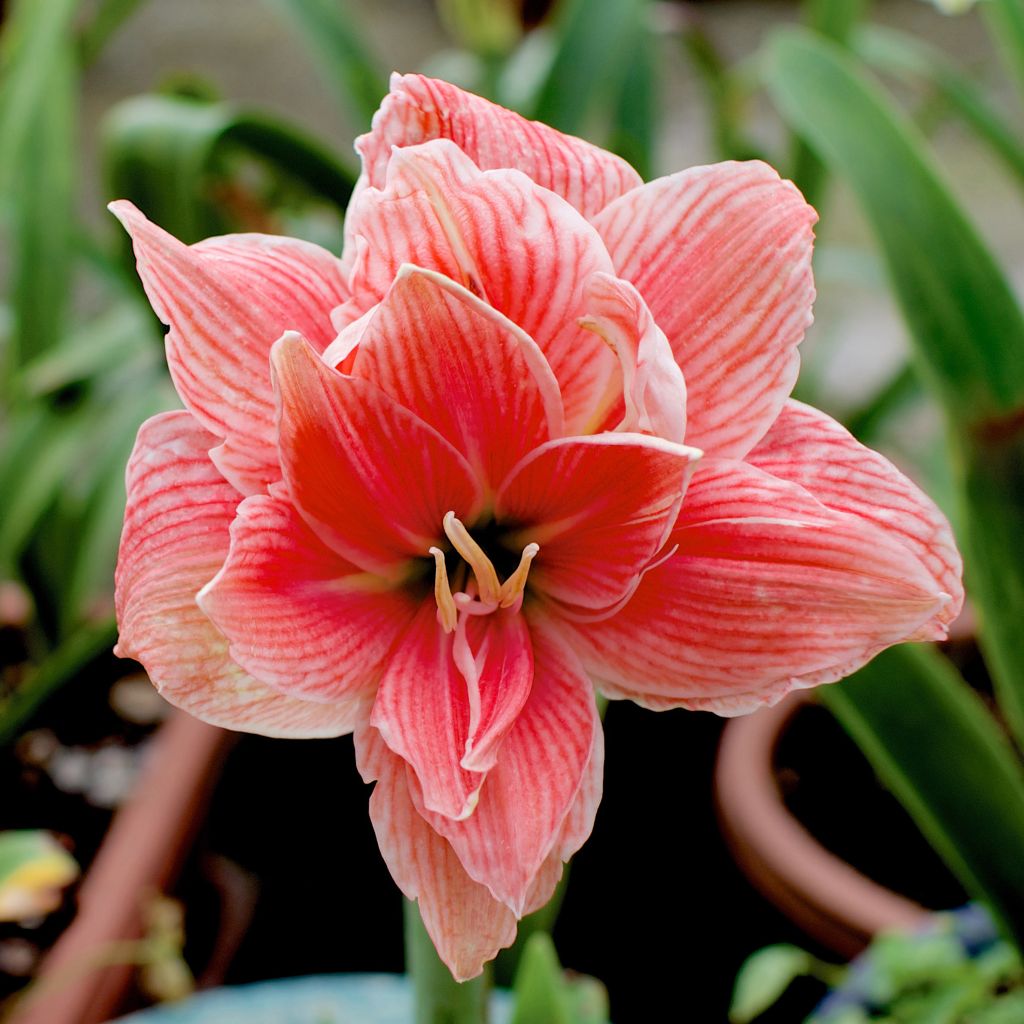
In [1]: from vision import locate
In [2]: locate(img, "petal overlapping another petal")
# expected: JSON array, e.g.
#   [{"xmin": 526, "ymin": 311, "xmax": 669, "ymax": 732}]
[
  {"xmin": 356, "ymin": 73, "xmax": 641, "ymax": 219},
  {"xmin": 592, "ymin": 161, "xmax": 816, "ymax": 459},
  {"xmin": 115, "ymin": 412, "xmax": 362, "ymax": 736},
  {"xmin": 109, "ymin": 202, "xmax": 348, "ymax": 495},
  {"xmin": 341, "ymin": 139, "xmax": 617, "ymax": 432},
  {"xmin": 413, "ymin": 622, "xmax": 601, "ymax": 915},
  {"xmin": 272, "ymin": 333, "xmax": 484, "ymax": 576},
  {"xmin": 495, "ymin": 433, "xmax": 701, "ymax": 612},
  {"xmin": 565, "ymin": 457, "xmax": 952, "ymax": 715},
  {"xmin": 347, "ymin": 265, "xmax": 564, "ymax": 491},
  {"xmin": 197, "ymin": 495, "xmax": 419, "ymax": 703}
]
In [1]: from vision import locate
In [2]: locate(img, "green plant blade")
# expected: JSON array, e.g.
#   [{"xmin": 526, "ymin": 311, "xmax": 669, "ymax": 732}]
[
  {"xmin": 259, "ymin": 0, "xmax": 387, "ymax": 127},
  {"xmin": 822, "ymin": 644, "xmax": 1024, "ymax": 952},
  {"xmin": 765, "ymin": 28, "xmax": 1024, "ymax": 751},
  {"xmin": 510, "ymin": 933, "xmax": 572, "ymax": 1024},
  {"xmin": 981, "ymin": 0, "xmax": 1024, "ymax": 105},
  {"xmin": 77, "ymin": 0, "xmax": 146, "ymax": 65}
]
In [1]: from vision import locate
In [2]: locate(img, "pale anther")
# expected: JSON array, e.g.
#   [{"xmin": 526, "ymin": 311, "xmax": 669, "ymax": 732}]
[
  {"xmin": 499, "ymin": 543, "xmax": 540, "ymax": 608},
  {"xmin": 442, "ymin": 512, "xmax": 502, "ymax": 606},
  {"xmin": 429, "ymin": 546, "xmax": 458, "ymax": 634}
]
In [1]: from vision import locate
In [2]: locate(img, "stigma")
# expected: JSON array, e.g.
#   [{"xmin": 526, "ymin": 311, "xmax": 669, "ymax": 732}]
[{"xmin": 431, "ymin": 512, "xmax": 540, "ymax": 632}]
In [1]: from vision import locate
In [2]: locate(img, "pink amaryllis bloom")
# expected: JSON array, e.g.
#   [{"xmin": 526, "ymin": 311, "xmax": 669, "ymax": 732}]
[{"xmin": 113, "ymin": 74, "xmax": 962, "ymax": 979}]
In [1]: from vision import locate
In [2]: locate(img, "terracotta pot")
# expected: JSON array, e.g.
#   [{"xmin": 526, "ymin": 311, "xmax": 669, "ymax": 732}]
[
  {"xmin": 713, "ymin": 692, "xmax": 930, "ymax": 959},
  {"xmin": 10, "ymin": 712, "xmax": 232, "ymax": 1024}
]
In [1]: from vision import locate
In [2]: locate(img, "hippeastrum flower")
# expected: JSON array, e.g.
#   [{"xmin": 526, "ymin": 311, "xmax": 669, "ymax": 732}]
[{"xmin": 112, "ymin": 74, "xmax": 963, "ymax": 980}]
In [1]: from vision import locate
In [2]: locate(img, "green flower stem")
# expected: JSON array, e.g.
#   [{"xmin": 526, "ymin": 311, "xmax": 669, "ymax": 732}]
[{"xmin": 405, "ymin": 899, "xmax": 492, "ymax": 1024}]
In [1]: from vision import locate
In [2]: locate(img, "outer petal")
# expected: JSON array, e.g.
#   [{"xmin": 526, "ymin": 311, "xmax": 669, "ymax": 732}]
[
  {"xmin": 356, "ymin": 73, "xmax": 641, "ymax": 219},
  {"xmin": 109, "ymin": 202, "xmax": 348, "ymax": 495},
  {"xmin": 579, "ymin": 272, "xmax": 687, "ymax": 443},
  {"xmin": 272, "ymin": 333, "xmax": 484, "ymax": 576},
  {"xmin": 115, "ymin": 411, "xmax": 362, "ymax": 736},
  {"xmin": 494, "ymin": 433, "xmax": 701, "ymax": 612},
  {"xmin": 349, "ymin": 265, "xmax": 564, "ymax": 492},
  {"xmin": 370, "ymin": 601, "xmax": 533, "ymax": 821},
  {"xmin": 197, "ymin": 495, "xmax": 419, "ymax": 702},
  {"xmin": 342, "ymin": 139, "xmax": 617, "ymax": 432},
  {"xmin": 747, "ymin": 400, "xmax": 963, "ymax": 637},
  {"xmin": 563, "ymin": 457, "xmax": 953, "ymax": 715},
  {"xmin": 592, "ymin": 162, "xmax": 817, "ymax": 459},
  {"xmin": 414, "ymin": 622, "xmax": 601, "ymax": 915},
  {"xmin": 354, "ymin": 725, "xmax": 517, "ymax": 982}
]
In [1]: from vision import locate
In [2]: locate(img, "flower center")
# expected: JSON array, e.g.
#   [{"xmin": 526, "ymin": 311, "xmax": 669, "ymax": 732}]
[{"xmin": 429, "ymin": 511, "xmax": 539, "ymax": 632}]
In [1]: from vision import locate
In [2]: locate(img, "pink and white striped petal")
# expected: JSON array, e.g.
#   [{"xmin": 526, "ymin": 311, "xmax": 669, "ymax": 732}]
[
  {"xmin": 413, "ymin": 623, "xmax": 600, "ymax": 915},
  {"xmin": 350, "ymin": 265, "xmax": 564, "ymax": 492},
  {"xmin": 746, "ymin": 400, "xmax": 963, "ymax": 637},
  {"xmin": 592, "ymin": 161, "xmax": 816, "ymax": 459},
  {"xmin": 196, "ymin": 495, "xmax": 419, "ymax": 703},
  {"xmin": 370, "ymin": 601, "xmax": 533, "ymax": 821},
  {"xmin": 563, "ymin": 457, "xmax": 952, "ymax": 715},
  {"xmin": 354, "ymin": 726, "xmax": 517, "ymax": 982},
  {"xmin": 494, "ymin": 433, "xmax": 700, "ymax": 612},
  {"xmin": 109, "ymin": 202, "xmax": 347, "ymax": 495},
  {"xmin": 342, "ymin": 139, "xmax": 617, "ymax": 432},
  {"xmin": 579, "ymin": 272, "xmax": 687, "ymax": 443},
  {"xmin": 115, "ymin": 412, "xmax": 363, "ymax": 736},
  {"xmin": 356, "ymin": 73, "xmax": 642, "ymax": 219},
  {"xmin": 272, "ymin": 333, "xmax": 484, "ymax": 576}
]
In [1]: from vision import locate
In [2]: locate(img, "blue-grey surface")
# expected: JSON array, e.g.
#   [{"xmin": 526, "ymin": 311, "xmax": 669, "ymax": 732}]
[{"xmin": 114, "ymin": 974, "xmax": 512, "ymax": 1024}]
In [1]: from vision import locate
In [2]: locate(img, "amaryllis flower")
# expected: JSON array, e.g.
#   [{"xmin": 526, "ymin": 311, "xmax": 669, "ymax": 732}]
[{"xmin": 113, "ymin": 74, "xmax": 962, "ymax": 979}]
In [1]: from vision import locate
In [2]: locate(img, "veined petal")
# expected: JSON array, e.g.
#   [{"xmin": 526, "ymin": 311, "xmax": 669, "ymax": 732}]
[
  {"xmin": 746, "ymin": 400, "xmax": 963, "ymax": 638},
  {"xmin": 592, "ymin": 161, "xmax": 816, "ymax": 459},
  {"xmin": 342, "ymin": 139, "xmax": 617, "ymax": 432},
  {"xmin": 356, "ymin": 73, "xmax": 641, "ymax": 219},
  {"xmin": 414, "ymin": 622, "xmax": 600, "ymax": 915},
  {"xmin": 354, "ymin": 725, "xmax": 517, "ymax": 982},
  {"xmin": 109, "ymin": 202, "xmax": 347, "ymax": 495},
  {"xmin": 563, "ymin": 457, "xmax": 952, "ymax": 715},
  {"xmin": 370, "ymin": 601, "xmax": 533, "ymax": 820},
  {"xmin": 579, "ymin": 272, "xmax": 687, "ymax": 443},
  {"xmin": 115, "ymin": 411, "xmax": 362, "ymax": 737},
  {"xmin": 272, "ymin": 333, "xmax": 484, "ymax": 576},
  {"xmin": 494, "ymin": 433, "xmax": 701, "ymax": 612},
  {"xmin": 350, "ymin": 265, "xmax": 564, "ymax": 491},
  {"xmin": 197, "ymin": 495, "xmax": 418, "ymax": 702}
]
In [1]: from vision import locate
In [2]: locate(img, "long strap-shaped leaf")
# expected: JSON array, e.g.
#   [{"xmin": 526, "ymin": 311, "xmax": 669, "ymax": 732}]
[
  {"xmin": 765, "ymin": 30, "xmax": 1024, "ymax": 752},
  {"xmin": 821, "ymin": 645, "xmax": 1024, "ymax": 951}
]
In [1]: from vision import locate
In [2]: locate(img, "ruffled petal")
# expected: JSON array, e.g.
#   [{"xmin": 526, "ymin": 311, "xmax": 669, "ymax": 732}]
[
  {"xmin": 747, "ymin": 400, "xmax": 963, "ymax": 637},
  {"xmin": 356, "ymin": 73, "xmax": 641, "ymax": 219},
  {"xmin": 197, "ymin": 494, "xmax": 419, "ymax": 702},
  {"xmin": 563, "ymin": 457, "xmax": 953, "ymax": 715},
  {"xmin": 115, "ymin": 411, "xmax": 362, "ymax": 736},
  {"xmin": 354, "ymin": 725, "xmax": 517, "ymax": 982},
  {"xmin": 370, "ymin": 601, "xmax": 533, "ymax": 820},
  {"xmin": 109, "ymin": 202, "xmax": 347, "ymax": 495},
  {"xmin": 271, "ymin": 333, "xmax": 484, "ymax": 576},
  {"xmin": 592, "ymin": 161, "xmax": 816, "ymax": 459},
  {"xmin": 413, "ymin": 621, "xmax": 601, "ymax": 915},
  {"xmin": 348, "ymin": 265, "xmax": 564, "ymax": 492},
  {"xmin": 341, "ymin": 139, "xmax": 617, "ymax": 432},
  {"xmin": 579, "ymin": 272, "xmax": 687, "ymax": 443},
  {"xmin": 494, "ymin": 433, "xmax": 701, "ymax": 612}
]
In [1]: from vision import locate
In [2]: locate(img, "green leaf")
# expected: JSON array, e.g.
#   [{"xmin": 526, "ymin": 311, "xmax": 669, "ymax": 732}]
[
  {"xmin": 765, "ymin": 30, "xmax": 1024, "ymax": 422},
  {"xmin": 821, "ymin": 644, "xmax": 1024, "ymax": 952},
  {"xmin": 102, "ymin": 93, "xmax": 355, "ymax": 245},
  {"xmin": 529, "ymin": 0, "xmax": 647, "ymax": 137},
  {"xmin": 980, "ymin": 0, "xmax": 1024, "ymax": 105},
  {"xmin": 729, "ymin": 944, "xmax": 812, "ymax": 1023},
  {"xmin": 77, "ymin": 0, "xmax": 147, "ymax": 65},
  {"xmin": 259, "ymin": 0, "xmax": 387, "ymax": 126},
  {"xmin": 855, "ymin": 26, "xmax": 1024, "ymax": 189},
  {"xmin": 607, "ymin": 19, "xmax": 657, "ymax": 179},
  {"xmin": 0, "ymin": 831, "xmax": 79, "ymax": 921},
  {"xmin": 510, "ymin": 933, "xmax": 573, "ymax": 1024}
]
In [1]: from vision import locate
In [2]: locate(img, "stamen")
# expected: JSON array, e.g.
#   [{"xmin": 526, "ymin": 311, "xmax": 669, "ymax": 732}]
[
  {"xmin": 442, "ymin": 512, "xmax": 502, "ymax": 606},
  {"xmin": 499, "ymin": 543, "xmax": 540, "ymax": 608},
  {"xmin": 429, "ymin": 546, "xmax": 458, "ymax": 633}
]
